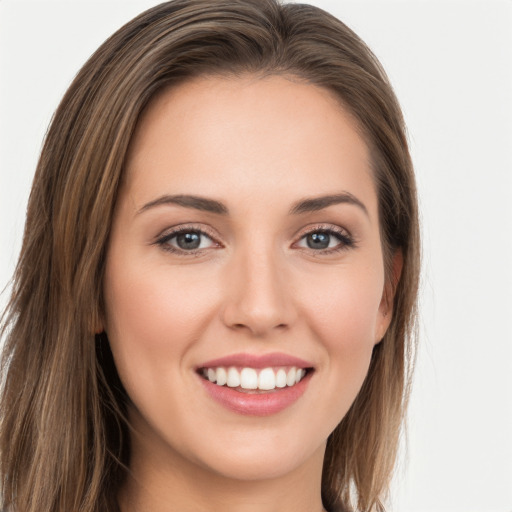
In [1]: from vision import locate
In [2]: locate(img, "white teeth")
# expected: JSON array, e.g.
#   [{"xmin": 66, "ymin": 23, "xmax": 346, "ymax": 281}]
[
  {"xmin": 202, "ymin": 365, "xmax": 308, "ymax": 390},
  {"xmin": 216, "ymin": 367, "xmax": 227, "ymax": 386},
  {"xmin": 226, "ymin": 367, "xmax": 240, "ymax": 387},
  {"xmin": 275, "ymin": 368, "xmax": 287, "ymax": 388},
  {"xmin": 286, "ymin": 367, "xmax": 296, "ymax": 386},
  {"xmin": 240, "ymin": 368, "xmax": 258, "ymax": 389},
  {"xmin": 258, "ymin": 368, "xmax": 276, "ymax": 390}
]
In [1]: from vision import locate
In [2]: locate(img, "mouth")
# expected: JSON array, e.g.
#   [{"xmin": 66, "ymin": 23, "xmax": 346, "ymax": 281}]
[
  {"xmin": 195, "ymin": 352, "xmax": 315, "ymax": 415},
  {"xmin": 197, "ymin": 365, "xmax": 313, "ymax": 393}
]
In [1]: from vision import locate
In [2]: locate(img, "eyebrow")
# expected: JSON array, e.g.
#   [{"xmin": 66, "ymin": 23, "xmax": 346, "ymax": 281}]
[
  {"xmin": 138, "ymin": 194, "xmax": 228, "ymax": 215},
  {"xmin": 289, "ymin": 192, "xmax": 369, "ymax": 217},
  {"xmin": 137, "ymin": 191, "xmax": 368, "ymax": 217}
]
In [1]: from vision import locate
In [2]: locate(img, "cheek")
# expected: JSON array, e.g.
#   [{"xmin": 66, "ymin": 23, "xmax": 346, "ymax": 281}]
[
  {"xmin": 286, "ymin": 263, "xmax": 385, "ymax": 437},
  {"xmin": 103, "ymin": 257, "xmax": 218, "ymax": 392},
  {"xmin": 297, "ymin": 263, "xmax": 384, "ymax": 372}
]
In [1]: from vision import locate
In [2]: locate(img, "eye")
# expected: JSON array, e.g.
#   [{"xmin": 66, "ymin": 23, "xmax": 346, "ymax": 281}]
[
  {"xmin": 301, "ymin": 232, "xmax": 335, "ymax": 250},
  {"xmin": 156, "ymin": 227, "xmax": 219, "ymax": 254},
  {"xmin": 296, "ymin": 227, "xmax": 354, "ymax": 253}
]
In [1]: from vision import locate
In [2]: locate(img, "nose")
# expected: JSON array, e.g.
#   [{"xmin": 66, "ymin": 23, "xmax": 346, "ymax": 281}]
[{"xmin": 221, "ymin": 245, "xmax": 297, "ymax": 337}]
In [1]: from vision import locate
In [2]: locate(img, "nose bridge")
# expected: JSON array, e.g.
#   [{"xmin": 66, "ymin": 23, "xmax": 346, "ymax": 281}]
[{"xmin": 222, "ymin": 236, "xmax": 295, "ymax": 336}]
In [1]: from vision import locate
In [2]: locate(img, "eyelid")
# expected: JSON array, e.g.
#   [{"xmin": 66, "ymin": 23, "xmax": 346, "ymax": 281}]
[
  {"xmin": 292, "ymin": 223, "xmax": 356, "ymax": 253},
  {"xmin": 153, "ymin": 223, "xmax": 223, "ymax": 255},
  {"xmin": 293, "ymin": 223, "xmax": 352, "ymax": 240}
]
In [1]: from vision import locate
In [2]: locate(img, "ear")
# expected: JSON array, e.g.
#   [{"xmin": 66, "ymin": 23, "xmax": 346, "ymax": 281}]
[{"xmin": 375, "ymin": 249, "xmax": 403, "ymax": 344}]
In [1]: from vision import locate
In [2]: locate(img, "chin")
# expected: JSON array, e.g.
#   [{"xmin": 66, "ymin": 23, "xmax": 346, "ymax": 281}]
[
  {"xmin": 170, "ymin": 414, "xmax": 331, "ymax": 484},
  {"xmin": 196, "ymin": 439, "xmax": 325, "ymax": 482}
]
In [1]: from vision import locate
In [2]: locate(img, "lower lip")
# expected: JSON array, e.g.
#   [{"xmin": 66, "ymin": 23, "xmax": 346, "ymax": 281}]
[{"xmin": 199, "ymin": 372, "xmax": 312, "ymax": 416}]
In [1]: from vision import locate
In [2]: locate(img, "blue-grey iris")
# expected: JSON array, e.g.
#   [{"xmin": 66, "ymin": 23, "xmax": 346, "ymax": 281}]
[
  {"xmin": 177, "ymin": 232, "xmax": 201, "ymax": 250},
  {"xmin": 307, "ymin": 232, "xmax": 330, "ymax": 249}
]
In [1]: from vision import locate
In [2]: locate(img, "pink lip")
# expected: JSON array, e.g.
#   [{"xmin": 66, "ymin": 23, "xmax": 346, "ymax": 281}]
[
  {"xmin": 196, "ymin": 352, "xmax": 314, "ymax": 416},
  {"xmin": 198, "ymin": 371, "xmax": 312, "ymax": 416},
  {"xmin": 198, "ymin": 352, "xmax": 313, "ymax": 370}
]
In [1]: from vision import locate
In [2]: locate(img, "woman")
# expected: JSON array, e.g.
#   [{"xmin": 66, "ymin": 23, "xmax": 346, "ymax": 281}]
[{"xmin": 0, "ymin": 1, "xmax": 420, "ymax": 511}]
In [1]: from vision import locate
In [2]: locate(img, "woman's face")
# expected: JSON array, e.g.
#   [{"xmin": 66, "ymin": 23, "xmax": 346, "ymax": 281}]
[{"xmin": 103, "ymin": 75, "xmax": 391, "ymax": 483}]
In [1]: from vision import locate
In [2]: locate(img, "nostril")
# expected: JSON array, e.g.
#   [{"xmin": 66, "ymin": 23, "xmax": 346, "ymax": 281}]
[{"xmin": 229, "ymin": 321, "xmax": 289, "ymax": 336}]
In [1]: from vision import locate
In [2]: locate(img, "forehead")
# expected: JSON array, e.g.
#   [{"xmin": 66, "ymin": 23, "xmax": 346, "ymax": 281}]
[{"xmin": 123, "ymin": 74, "xmax": 377, "ymax": 217}]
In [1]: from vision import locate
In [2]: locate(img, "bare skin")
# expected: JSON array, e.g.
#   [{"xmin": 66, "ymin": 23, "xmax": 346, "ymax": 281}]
[{"xmin": 104, "ymin": 75, "xmax": 392, "ymax": 512}]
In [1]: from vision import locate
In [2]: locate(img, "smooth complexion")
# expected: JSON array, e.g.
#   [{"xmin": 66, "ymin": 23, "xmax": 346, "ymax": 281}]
[{"xmin": 103, "ymin": 75, "xmax": 393, "ymax": 512}]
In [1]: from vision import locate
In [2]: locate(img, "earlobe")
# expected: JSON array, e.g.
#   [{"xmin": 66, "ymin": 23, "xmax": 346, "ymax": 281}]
[{"xmin": 376, "ymin": 249, "xmax": 403, "ymax": 343}]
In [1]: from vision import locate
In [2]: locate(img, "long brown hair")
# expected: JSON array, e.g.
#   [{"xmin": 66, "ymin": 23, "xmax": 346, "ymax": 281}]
[{"xmin": 0, "ymin": 1, "xmax": 420, "ymax": 511}]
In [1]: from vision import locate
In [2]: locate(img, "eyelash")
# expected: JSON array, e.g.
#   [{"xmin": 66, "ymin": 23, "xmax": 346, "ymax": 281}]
[
  {"xmin": 295, "ymin": 224, "xmax": 356, "ymax": 255},
  {"xmin": 154, "ymin": 224, "xmax": 356, "ymax": 256},
  {"xmin": 154, "ymin": 225, "xmax": 221, "ymax": 256}
]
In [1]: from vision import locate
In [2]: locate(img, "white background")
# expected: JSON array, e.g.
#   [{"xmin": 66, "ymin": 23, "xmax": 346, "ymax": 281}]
[{"xmin": 1, "ymin": 1, "xmax": 511, "ymax": 511}]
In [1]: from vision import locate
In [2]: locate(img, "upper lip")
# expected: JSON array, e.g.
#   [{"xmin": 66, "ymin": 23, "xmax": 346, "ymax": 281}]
[{"xmin": 197, "ymin": 352, "xmax": 314, "ymax": 370}]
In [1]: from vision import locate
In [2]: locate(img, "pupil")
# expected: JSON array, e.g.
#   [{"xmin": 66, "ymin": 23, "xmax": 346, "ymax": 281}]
[
  {"xmin": 177, "ymin": 232, "xmax": 201, "ymax": 250},
  {"xmin": 307, "ymin": 232, "xmax": 330, "ymax": 249}
]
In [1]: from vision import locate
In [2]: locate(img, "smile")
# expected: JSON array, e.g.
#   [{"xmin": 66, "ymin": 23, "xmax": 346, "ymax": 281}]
[
  {"xmin": 196, "ymin": 353, "xmax": 314, "ymax": 415},
  {"xmin": 200, "ymin": 366, "xmax": 308, "ymax": 392}
]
